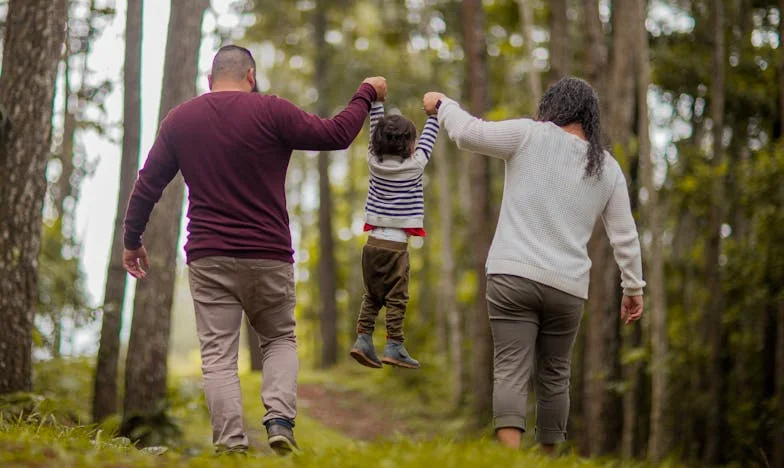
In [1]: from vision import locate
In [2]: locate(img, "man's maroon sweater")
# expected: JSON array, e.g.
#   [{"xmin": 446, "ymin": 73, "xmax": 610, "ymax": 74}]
[{"xmin": 123, "ymin": 83, "xmax": 377, "ymax": 263}]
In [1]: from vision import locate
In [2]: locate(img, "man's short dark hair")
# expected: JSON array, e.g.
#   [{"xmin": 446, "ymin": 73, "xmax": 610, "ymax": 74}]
[{"xmin": 211, "ymin": 45, "xmax": 256, "ymax": 81}]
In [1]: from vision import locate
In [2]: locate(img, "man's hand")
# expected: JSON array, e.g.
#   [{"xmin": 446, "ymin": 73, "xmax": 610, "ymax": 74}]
[
  {"xmin": 621, "ymin": 295, "xmax": 644, "ymax": 325},
  {"xmin": 363, "ymin": 76, "xmax": 387, "ymax": 101},
  {"xmin": 123, "ymin": 246, "xmax": 150, "ymax": 279},
  {"xmin": 423, "ymin": 91, "xmax": 446, "ymax": 115}
]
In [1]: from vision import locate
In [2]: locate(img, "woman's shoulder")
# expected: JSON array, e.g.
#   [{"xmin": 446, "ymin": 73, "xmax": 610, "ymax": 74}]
[{"xmin": 600, "ymin": 153, "xmax": 626, "ymax": 184}]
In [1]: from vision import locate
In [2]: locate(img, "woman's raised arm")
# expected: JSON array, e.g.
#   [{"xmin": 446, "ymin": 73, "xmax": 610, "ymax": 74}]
[{"xmin": 423, "ymin": 92, "xmax": 534, "ymax": 161}]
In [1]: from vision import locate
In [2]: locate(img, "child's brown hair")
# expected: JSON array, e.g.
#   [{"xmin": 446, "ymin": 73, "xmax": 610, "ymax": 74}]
[{"xmin": 371, "ymin": 115, "xmax": 417, "ymax": 161}]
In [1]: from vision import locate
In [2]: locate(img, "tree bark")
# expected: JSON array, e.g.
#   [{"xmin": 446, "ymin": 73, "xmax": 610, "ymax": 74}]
[
  {"xmin": 92, "ymin": 0, "xmax": 143, "ymax": 422},
  {"xmin": 779, "ymin": 0, "xmax": 784, "ymax": 139},
  {"xmin": 314, "ymin": 0, "xmax": 339, "ymax": 368},
  {"xmin": 578, "ymin": 1, "xmax": 609, "ymax": 455},
  {"xmin": 582, "ymin": 0, "xmax": 608, "ymax": 96},
  {"xmin": 516, "ymin": 0, "xmax": 542, "ymax": 111},
  {"xmin": 0, "ymin": 0, "xmax": 68, "ymax": 395},
  {"xmin": 776, "ymin": 4, "xmax": 784, "ymax": 466},
  {"xmin": 123, "ymin": 0, "xmax": 208, "ymax": 418},
  {"xmin": 548, "ymin": 0, "xmax": 570, "ymax": 85},
  {"xmin": 634, "ymin": 0, "xmax": 668, "ymax": 461},
  {"xmin": 584, "ymin": 0, "xmax": 637, "ymax": 456},
  {"xmin": 344, "ymin": 146, "xmax": 363, "ymax": 354},
  {"xmin": 54, "ymin": 46, "xmax": 78, "ymax": 219},
  {"xmin": 774, "ymin": 295, "xmax": 784, "ymax": 468},
  {"xmin": 436, "ymin": 136, "xmax": 462, "ymax": 402},
  {"xmin": 462, "ymin": 0, "xmax": 494, "ymax": 429},
  {"xmin": 704, "ymin": 1, "xmax": 727, "ymax": 463}
]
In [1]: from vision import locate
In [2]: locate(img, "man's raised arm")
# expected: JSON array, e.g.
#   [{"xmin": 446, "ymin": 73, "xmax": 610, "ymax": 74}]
[{"xmin": 274, "ymin": 77, "xmax": 387, "ymax": 151}]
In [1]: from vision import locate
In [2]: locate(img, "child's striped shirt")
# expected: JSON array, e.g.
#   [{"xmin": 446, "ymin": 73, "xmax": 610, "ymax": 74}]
[{"xmin": 363, "ymin": 102, "xmax": 439, "ymax": 230}]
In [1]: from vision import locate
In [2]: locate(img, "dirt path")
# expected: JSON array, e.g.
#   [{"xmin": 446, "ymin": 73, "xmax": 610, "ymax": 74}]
[
  {"xmin": 245, "ymin": 381, "xmax": 410, "ymax": 452},
  {"xmin": 297, "ymin": 383, "xmax": 409, "ymax": 441}
]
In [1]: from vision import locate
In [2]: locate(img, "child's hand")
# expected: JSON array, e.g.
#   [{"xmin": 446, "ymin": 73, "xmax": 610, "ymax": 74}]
[
  {"xmin": 363, "ymin": 76, "xmax": 387, "ymax": 101},
  {"xmin": 423, "ymin": 92, "xmax": 445, "ymax": 115}
]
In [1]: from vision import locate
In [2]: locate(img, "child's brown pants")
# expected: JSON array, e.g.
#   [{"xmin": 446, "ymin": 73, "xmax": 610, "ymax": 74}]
[{"xmin": 357, "ymin": 237, "xmax": 410, "ymax": 341}]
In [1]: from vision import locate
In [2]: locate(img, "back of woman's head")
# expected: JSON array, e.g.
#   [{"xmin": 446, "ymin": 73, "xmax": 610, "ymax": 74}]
[
  {"xmin": 537, "ymin": 77, "xmax": 604, "ymax": 178},
  {"xmin": 371, "ymin": 115, "xmax": 417, "ymax": 161}
]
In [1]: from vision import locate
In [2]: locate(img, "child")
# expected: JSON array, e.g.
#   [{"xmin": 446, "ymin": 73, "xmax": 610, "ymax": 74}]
[{"xmin": 349, "ymin": 100, "xmax": 439, "ymax": 370}]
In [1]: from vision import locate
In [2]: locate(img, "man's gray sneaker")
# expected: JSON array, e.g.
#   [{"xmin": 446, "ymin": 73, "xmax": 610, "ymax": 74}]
[
  {"xmin": 382, "ymin": 340, "xmax": 420, "ymax": 369},
  {"xmin": 267, "ymin": 422, "xmax": 299, "ymax": 456},
  {"xmin": 350, "ymin": 333, "xmax": 383, "ymax": 369}
]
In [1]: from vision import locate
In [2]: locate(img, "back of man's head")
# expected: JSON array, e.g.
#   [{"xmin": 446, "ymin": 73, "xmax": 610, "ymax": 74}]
[{"xmin": 210, "ymin": 45, "xmax": 256, "ymax": 86}]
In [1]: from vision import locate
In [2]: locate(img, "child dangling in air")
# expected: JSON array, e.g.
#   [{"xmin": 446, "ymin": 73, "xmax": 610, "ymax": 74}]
[{"xmin": 349, "ymin": 97, "xmax": 439, "ymax": 370}]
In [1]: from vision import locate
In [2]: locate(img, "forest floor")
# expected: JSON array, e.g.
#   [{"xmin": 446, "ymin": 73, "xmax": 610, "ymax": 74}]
[{"xmin": 0, "ymin": 359, "xmax": 670, "ymax": 467}]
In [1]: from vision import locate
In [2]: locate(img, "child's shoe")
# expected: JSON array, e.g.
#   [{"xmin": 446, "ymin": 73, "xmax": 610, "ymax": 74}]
[
  {"xmin": 381, "ymin": 340, "xmax": 420, "ymax": 369},
  {"xmin": 350, "ymin": 333, "xmax": 383, "ymax": 368}
]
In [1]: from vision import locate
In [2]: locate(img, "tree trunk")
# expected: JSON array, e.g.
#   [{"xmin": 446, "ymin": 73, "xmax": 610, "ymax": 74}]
[
  {"xmin": 123, "ymin": 0, "xmax": 208, "ymax": 418},
  {"xmin": 314, "ymin": 1, "xmax": 339, "ymax": 368},
  {"xmin": 584, "ymin": 0, "xmax": 637, "ymax": 456},
  {"xmin": 436, "ymin": 136, "xmax": 462, "ymax": 402},
  {"xmin": 578, "ymin": 1, "xmax": 609, "ymax": 454},
  {"xmin": 344, "ymin": 146, "xmax": 363, "ymax": 354},
  {"xmin": 54, "ymin": 48, "xmax": 77, "ymax": 219},
  {"xmin": 779, "ymin": 0, "xmax": 784, "ymax": 139},
  {"xmin": 583, "ymin": 232, "xmax": 614, "ymax": 454},
  {"xmin": 774, "ymin": 296, "xmax": 784, "ymax": 468},
  {"xmin": 0, "ymin": 0, "xmax": 68, "ymax": 395},
  {"xmin": 582, "ymin": 0, "xmax": 608, "ymax": 97},
  {"xmin": 92, "ymin": 0, "xmax": 143, "ymax": 422},
  {"xmin": 634, "ymin": 0, "xmax": 668, "ymax": 461},
  {"xmin": 776, "ymin": 3, "xmax": 784, "ymax": 465},
  {"xmin": 548, "ymin": 0, "xmax": 570, "ymax": 85},
  {"xmin": 516, "ymin": 0, "xmax": 542, "ymax": 111},
  {"xmin": 704, "ymin": 1, "xmax": 727, "ymax": 463},
  {"xmin": 621, "ymin": 324, "xmax": 641, "ymax": 459},
  {"xmin": 462, "ymin": 0, "xmax": 494, "ymax": 429}
]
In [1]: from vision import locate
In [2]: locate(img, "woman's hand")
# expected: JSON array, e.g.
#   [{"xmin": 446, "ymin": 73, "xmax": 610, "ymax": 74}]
[
  {"xmin": 621, "ymin": 295, "xmax": 644, "ymax": 325},
  {"xmin": 423, "ymin": 91, "xmax": 445, "ymax": 115}
]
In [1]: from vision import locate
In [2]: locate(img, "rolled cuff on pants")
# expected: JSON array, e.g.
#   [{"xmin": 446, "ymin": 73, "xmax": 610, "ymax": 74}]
[
  {"xmin": 536, "ymin": 428, "xmax": 567, "ymax": 444},
  {"xmin": 493, "ymin": 414, "xmax": 526, "ymax": 432}
]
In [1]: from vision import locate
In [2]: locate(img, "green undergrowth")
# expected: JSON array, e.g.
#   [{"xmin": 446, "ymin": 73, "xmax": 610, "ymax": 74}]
[
  {"xmin": 0, "ymin": 358, "xmax": 676, "ymax": 467},
  {"xmin": 0, "ymin": 420, "xmax": 644, "ymax": 467}
]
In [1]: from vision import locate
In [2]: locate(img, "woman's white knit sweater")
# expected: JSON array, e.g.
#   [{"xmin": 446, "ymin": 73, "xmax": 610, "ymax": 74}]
[{"xmin": 437, "ymin": 98, "xmax": 645, "ymax": 299}]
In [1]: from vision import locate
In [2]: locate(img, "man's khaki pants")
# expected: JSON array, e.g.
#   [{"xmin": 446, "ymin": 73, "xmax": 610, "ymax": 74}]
[{"xmin": 188, "ymin": 256, "xmax": 297, "ymax": 450}]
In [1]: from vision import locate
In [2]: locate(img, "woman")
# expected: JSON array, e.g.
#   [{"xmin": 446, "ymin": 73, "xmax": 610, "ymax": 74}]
[{"xmin": 422, "ymin": 77, "xmax": 645, "ymax": 453}]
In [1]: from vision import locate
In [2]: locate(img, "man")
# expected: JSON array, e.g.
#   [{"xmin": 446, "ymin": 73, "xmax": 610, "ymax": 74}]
[{"xmin": 122, "ymin": 44, "xmax": 386, "ymax": 454}]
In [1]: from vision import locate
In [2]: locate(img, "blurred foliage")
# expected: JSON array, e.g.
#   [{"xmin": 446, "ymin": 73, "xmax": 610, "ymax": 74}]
[{"xmin": 36, "ymin": 219, "xmax": 93, "ymax": 356}]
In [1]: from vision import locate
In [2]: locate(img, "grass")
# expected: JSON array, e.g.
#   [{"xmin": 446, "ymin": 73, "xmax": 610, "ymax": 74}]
[
  {"xmin": 0, "ymin": 420, "xmax": 632, "ymax": 467},
  {"xmin": 0, "ymin": 358, "xmax": 672, "ymax": 467}
]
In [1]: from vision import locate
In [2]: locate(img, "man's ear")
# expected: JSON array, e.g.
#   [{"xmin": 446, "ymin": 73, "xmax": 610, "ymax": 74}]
[
  {"xmin": 207, "ymin": 74, "xmax": 214, "ymax": 90},
  {"xmin": 247, "ymin": 68, "xmax": 257, "ymax": 92}
]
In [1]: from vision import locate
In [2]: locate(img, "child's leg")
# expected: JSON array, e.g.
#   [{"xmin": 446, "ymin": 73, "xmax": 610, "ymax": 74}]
[
  {"xmin": 356, "ymin": 243, "xmax": 383, "ymax": 335},
  {"xmin": 380, "ymin": 245, "xmax": 420, "ymax": 369},
  {"xmin": 383, "ymin": 249, "xmax": 410, "ymax": 342},
  {"xmin": 351, "ymin": 242, "xmax": 387, "ymax": 368}
]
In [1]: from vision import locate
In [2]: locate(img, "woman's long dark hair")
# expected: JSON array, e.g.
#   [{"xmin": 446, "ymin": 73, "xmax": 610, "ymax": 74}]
[
  {"xmin": 537, "ymin": 77, "xmax": 604, "ymax": 178},
  {"xmin": 371, "ymin": 115, "xmax": 417, "ymax": 161}
]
